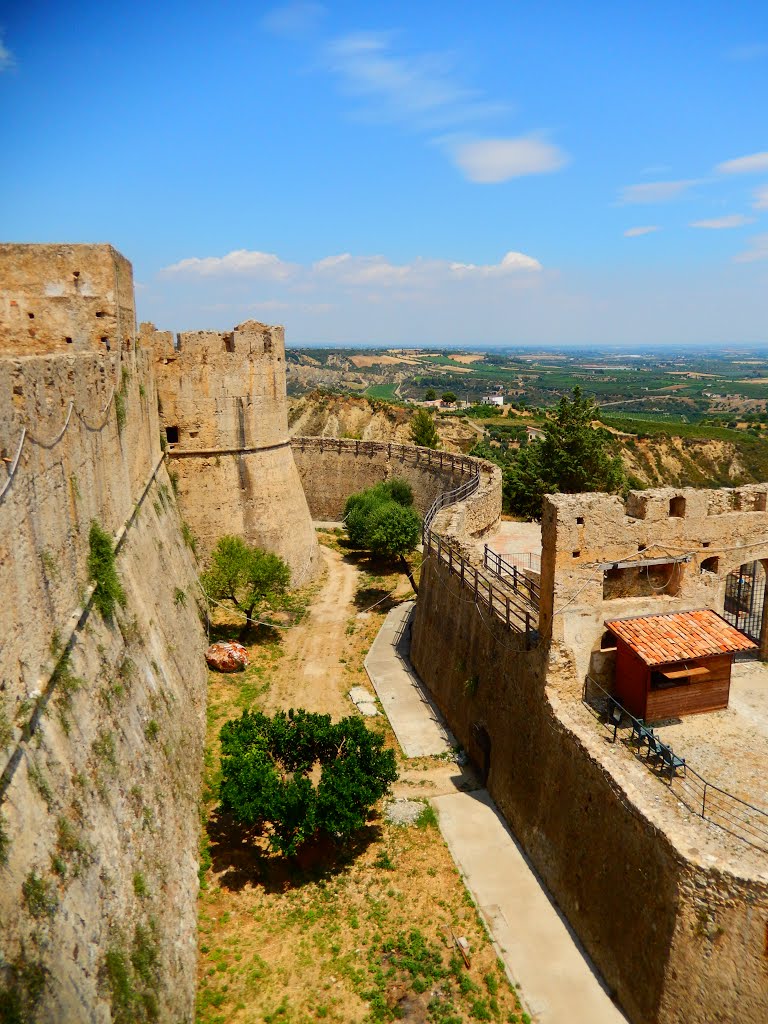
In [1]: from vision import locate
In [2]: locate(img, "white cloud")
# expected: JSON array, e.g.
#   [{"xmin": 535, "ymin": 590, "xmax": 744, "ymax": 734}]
[
  {"xmin": 262, "ymin": 3, "xmax": 325, "ymax": 38},
  {"xmin": 0, "ymin": 34, "xmax": 15, "ymax": 71},
  {"xmin": 161, "ymin": 250, "xmax": 297, "ymax": 280},
  {"xmin": 753, "ymin": 185, "xmax": 768, "ymax": 210},
  {"xmin": 716, "ymin": 152, "xmax": 768, "ymax": 175},
  {"xmin": 450, "ymin": 137, "xmax": 568, "ymax": 184},
  {"xmin": 690, "ymin": 214, "xmax": 754, "ymax": 229},
  {"xmin": 624, "ymin": 226, "xmax": 660, "ymax": 237},
  {"xmin": 160, "ymin": 249, "xmax": 542, "ymax": 292},
  {"xmin": 450, "ymin": 251, "xmax": 542, "ymax": 274},
  {"xmin": 324, "ymin": 32, "xmax": 506, "ymax": 129},
  {"xmin": 734, "ymin": 234, "xmax": 768, "ymax": 262},
  {"xmin": 618, "ymin": 180, "xmax": 699, "ymax": 204}
]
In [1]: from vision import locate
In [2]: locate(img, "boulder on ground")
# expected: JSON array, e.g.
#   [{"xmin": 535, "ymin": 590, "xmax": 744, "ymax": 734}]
[{"xmin": 205, "ymin": 641, "xmax": 249, "ymax": 672}]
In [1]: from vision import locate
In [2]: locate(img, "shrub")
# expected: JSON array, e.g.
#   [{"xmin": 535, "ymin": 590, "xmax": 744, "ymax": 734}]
[
  {"xmin": 88, "ymin": 522, "xmax": 126, "ymax": 620},
  {"xmin": 218, "ymin": 708, "xmax": 397, "ymax": 856}
]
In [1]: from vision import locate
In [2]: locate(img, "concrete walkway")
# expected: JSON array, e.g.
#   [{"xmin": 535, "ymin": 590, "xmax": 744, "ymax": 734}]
[
  {"xmin": 365, "ymin": 603, "xmax": 627, "ymax": 1023},
  {"xmin": 434, "ymin": 790, "xmax": 627, "ymax": 1024},
  {"xmin": 364, "ymin": 601, "xmax": 455, "ymax": 757}
]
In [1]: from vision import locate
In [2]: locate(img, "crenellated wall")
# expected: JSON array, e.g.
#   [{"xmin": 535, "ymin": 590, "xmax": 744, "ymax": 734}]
[
  {"xmin": 0, "ymin": 248, "xmax": 207, "ymax": 1022},
  {"xmin": 146, "ymin": 321, "xmax": 319, "ymax": 583}
]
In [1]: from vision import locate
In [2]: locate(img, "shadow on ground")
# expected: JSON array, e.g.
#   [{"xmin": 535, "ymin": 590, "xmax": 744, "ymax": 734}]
[{"xmin": 206, "ymin": 808, "xmax": 383, "ymax": 893}]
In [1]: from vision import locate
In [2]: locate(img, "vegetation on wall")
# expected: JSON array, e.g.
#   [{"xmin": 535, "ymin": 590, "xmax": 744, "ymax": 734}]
[
  {"xmin": 88, "ymin": 522, "xmax": 127, "ymax": 620},
  {"xmin": 218, "ymin": 708, "xmax": 397, "ymax": 857}
]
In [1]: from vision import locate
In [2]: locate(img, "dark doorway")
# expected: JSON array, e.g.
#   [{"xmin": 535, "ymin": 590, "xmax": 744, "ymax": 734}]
[{"xmin": 472, "ymin": 723, "xmax": 491, "ymax": 785}]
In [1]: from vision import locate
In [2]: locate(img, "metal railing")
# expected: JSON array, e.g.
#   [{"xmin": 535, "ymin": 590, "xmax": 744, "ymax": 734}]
[
  {"xmin": 424, "ymin": 531, "xmax": 537, "ymax": 643},
  {"xmin": 293, "ymin": 434, "xmax": 539, "ymax": 643},
  {"xmin": 583, "ymin": 675, "xmax": 768, "ymax": 854},
  {"xmin": 422, "ymin": 474, "xmax": 481, "ymax": 536},
  {"xmin": 484, "ymin": 546, "xmax": 541, "ymax": 610},
  {"xmin": 291, "ymin": 436, "xmax": 480, "ymax": 477}
]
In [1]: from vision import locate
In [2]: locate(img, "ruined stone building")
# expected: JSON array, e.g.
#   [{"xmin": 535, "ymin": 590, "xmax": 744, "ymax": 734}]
[{"xmin": 0, "ymin": 243, "xmax": 766, "ymax": 1024}]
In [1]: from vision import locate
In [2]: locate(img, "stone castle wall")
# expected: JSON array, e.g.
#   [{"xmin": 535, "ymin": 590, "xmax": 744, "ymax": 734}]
[
  {"xmin": 411, "ymin": 554, "xmax": 768, "ymax": 1024},
  {"xmin": 0, "ymin": 334, "xmax": 207, "ymax": 1020},
  {"xmin": 147, "ymin": 321, "xmax": 319, "ymax": 583},
  {"xmin": 539, "ymin": 484, "xmax": 768, "ymax": 681},
  {"xmin": 291, "ymin": 437, "xmax": 501, "ymax": 533},
  {"xmin": 0, "ymin": 243, "xmax": 135, "ymax": 356}
]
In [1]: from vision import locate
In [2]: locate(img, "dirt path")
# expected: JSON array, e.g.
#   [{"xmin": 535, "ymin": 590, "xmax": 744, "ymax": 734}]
[{"xmin": 263, "ymin": 544, "xmax": 358, "ymax": 718}]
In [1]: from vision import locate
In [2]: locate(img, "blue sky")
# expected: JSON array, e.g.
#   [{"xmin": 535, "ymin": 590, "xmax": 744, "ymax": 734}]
[{"xmin": 1, "ymin": 1, "xmax": 767, "ymax": 347}]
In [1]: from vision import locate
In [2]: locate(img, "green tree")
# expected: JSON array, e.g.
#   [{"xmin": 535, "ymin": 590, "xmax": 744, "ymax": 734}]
[
  {"xmin": 343, "ymin": 480, "xmax": 421, "ymax": 590},
  {"xmin": 424, "ymin": 388, "xmax": 437, "ymax": 401},
  {"xmin": 504, "ymin": 387, "xmax": 625, "ymax": 520},
  {"xmin": 218, "ymin": 709, "xmax": 397, "ymax": 856},
  {"xmin": 410, "ymin": 408, "xmax": 440, "ymax": 449},
  {"xmin": 441, "ymin": 391, "xmax": 457, "ymax": 404},
  {"xmin": 201, "ymin": 536, "xmax": 290, "ymax": 631}
]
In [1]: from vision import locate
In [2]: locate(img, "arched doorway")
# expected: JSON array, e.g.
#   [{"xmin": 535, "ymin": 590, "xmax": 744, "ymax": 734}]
[{"xmin": 722, "ymin": 558, "xmax": 768, "ymax": 658}]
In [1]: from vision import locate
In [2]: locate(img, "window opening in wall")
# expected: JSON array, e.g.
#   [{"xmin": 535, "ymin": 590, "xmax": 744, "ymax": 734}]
[
  {"xmin": 755, "ymin": 493, "xmax": 767, "ymax": 512},
  {"xmin": 701, "ymin": 556, "xmax": 720, "ymax": 574},
  {"xmin": 600, "ymin": 630, "xmax": 617, "ymax": 651},
  {"xmin": 572, "ymin": 550, "xmax": 581, "ymax": 558},
  {"xmin": 223, "ymin": 334, "xmax": 235, "ymax": 353},
  {"xmin": 165, "ymin": 426, "xmax": 179, "ymax": 445},
  {"xmin": 603, "ymin": 562, "xmax": 682, "ymax": 600},
  {"xmin": 576, "ymin": 516, "xmax": 585, "ymax": 525},
  {"xmin": 669, "ymin": 496, "xmax": 686, "ymax": 518},
  {"xmin": 702, "ymin": 541, "xmax": 711, "ymax": 548},
  {"xmin": 65, "ymin": 337, "xmax": 73, "ymax": 344},
  {"xmin": 27, "ymin": 312, "xmax": 34, "ymax": 319},
  {"xmin": 95, "ymin": 311, "xmax": 106, "ymax": 318}
]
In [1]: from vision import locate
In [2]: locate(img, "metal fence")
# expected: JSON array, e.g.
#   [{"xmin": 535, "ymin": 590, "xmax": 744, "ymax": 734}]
[
  {"xmin": 723, "ymin": 561, "xmax": 765, "ymax": 644},
  {"xmin": 291, "ymin": 436, "xmax": 481, "ymax": 477},
  {"xmin": 483, "ymin": 546, "xmax": 541, "ymax": 611},
  {"xmin": 583, "ymin": 675, "xmax": 768, "ymax": 854},
  {"xmin": 424, "ymin": 531, "xmax": 537, "ymax": 643}
]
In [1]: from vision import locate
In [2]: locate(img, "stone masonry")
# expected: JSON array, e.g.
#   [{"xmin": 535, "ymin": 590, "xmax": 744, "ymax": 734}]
[{"xmin": 146, "ymin": 321, "xmax": 319, "ymax": 583}]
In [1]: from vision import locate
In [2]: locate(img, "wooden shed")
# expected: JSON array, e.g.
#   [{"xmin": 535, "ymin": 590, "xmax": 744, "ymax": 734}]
[{"xmin": 605, "ymin": 609, "xmax": 756, "ymax": 721}]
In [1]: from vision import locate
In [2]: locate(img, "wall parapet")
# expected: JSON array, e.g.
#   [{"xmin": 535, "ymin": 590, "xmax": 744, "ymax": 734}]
[{"xmin": 291, "ymin": 435, "xmax": 481, "ymax": 477}]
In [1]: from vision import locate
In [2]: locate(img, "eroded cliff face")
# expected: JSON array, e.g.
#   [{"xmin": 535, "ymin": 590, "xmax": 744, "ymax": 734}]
[
  {"xmin": 288, "ymin": 392, "xmax": 479, "ymax": 452},
  {"xmin": 0, "ymin": 344, "xmax": 207, "ymax": 1022}
]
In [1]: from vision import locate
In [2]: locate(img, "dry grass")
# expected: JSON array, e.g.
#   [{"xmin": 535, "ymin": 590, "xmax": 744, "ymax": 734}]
[{"xmin": 197, "ymin": 543, "xmax": 527, "ymax": 1024}]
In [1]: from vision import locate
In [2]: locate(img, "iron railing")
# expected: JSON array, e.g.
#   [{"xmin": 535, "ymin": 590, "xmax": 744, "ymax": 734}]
[
  {"xmin": 583, "ymin": 675, "xmax": 768, "ymax": 854},
  {"xmin": 483, "ymin": 546, "xmax": 541, "ymax": 610},
  {"xmin": 424, "ymin": 531, "xmax": 537, "ymax": 643},
  {"xmin": 291, "ymin": 436, "xmax": 481, "ymax": 477}
]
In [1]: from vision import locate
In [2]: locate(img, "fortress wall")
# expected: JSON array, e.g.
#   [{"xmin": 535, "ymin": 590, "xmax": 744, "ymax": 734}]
[
  {"xmin": 148, "ymin": 321, "xmax": 319, "ymax": 581},
  {"xmin": 538, "ymin": 485, "xmax": 768, "ymax": 677},
  {"xmin": 412, "ymin": 556, "xmax": 768, "ymax": 1024},
  {"xmin": 0, "ymin": 295, "xmax": 206, "ymax": 1016},
  {"xmin": 0, "ymin": 243, "xmax": 136, "ymax": 356},
  {"xmin": 291, "ymin": 439, "xmax": 500, "ymax": 527}
]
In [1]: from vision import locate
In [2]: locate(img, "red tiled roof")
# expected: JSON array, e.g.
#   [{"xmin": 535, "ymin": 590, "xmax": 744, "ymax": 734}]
[{"xmin": 604, "ymin": 609, "xmax": 757, "ymax": 666}]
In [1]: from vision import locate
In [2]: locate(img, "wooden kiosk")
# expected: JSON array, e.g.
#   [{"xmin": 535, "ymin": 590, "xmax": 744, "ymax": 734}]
[{"xmin": 605, "ymin": 609, "xmax": 756, "ymax": 721}]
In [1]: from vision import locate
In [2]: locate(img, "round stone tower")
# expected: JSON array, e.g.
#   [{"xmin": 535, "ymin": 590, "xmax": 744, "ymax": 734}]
[{"xmin": 146, "ymin": 319, "xmax": 319, "ymax": 585}]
